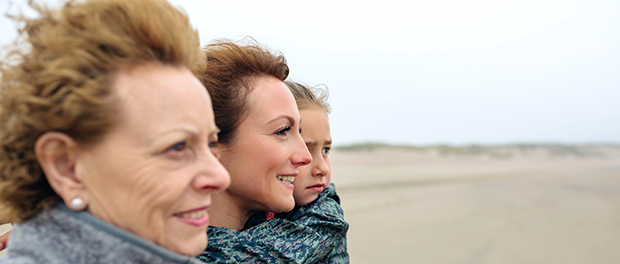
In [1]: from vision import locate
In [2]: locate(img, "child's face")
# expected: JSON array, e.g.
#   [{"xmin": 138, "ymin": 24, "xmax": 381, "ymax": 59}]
[{"xmin": 293, "ymin": 106, "xmax": 332, "ymax": 206}]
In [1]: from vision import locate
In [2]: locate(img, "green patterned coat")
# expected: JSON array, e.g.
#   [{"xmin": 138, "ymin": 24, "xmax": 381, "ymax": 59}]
[{"xmin": 198, "ymin": 183, "xmax": 349, "ymax": 263}]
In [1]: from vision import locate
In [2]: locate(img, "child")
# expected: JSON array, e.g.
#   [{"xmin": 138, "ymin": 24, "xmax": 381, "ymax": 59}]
[
  {"xmin": 286, "ymin": 81, "xmax": 349, "ymax": 262},
  {"xmin": 287, "ymin": 81, "xmax": 334, "ymax": 206},
  {"xmin": 199, "ymin": 81, "xmax": 349, "ymax": 263}
]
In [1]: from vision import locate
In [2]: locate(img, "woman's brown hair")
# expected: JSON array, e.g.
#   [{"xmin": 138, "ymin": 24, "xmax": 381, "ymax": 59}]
[
  {"xmin": 200, "ymin": 39, "xmax": 289, "ymax": 145},
  {"xmin": 0, "ymin": 0, "xmax": 205, "ymax": 222}
]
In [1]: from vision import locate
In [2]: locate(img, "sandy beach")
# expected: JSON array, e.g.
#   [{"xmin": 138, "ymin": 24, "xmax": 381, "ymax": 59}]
[
  {"xmin": 332, "ymin": 145, "xmax": 620, "ymax": 264},
  {"xmin": 2, "ymin": 145, "xmax": 619, "ymax": 262}
]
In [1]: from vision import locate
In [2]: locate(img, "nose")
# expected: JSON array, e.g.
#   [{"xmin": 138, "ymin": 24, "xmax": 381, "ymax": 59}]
[
  {"xmin": 312, "ymin": 155, "xmax": 330, "ymax": 178},
  {"xmin": 193, "ymin": 149, "xmax": 231, "ymax": 192},
  {"xmin": 291, "ymin": 133, "xmax": 312, "ymax": 166}
]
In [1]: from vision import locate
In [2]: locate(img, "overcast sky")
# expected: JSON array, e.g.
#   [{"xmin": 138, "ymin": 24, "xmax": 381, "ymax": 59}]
[{"xmin": 2, "ymin": 0, "xmax": 619, "ymax": 146}]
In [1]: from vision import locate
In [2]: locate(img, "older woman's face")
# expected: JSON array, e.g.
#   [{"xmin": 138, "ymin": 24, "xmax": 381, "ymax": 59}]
[
  {"xmin": 217, "ymin": 76, "xmax": 312, "ymax": 213},
  {"xmin": 77, "ymin": 63, "xmax": 230, "ymax": 256}
]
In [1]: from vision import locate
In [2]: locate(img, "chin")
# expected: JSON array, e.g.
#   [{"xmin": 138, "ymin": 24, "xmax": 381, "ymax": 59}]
[
  {"xmin": 271, "ymin": 198, "xmax": 295, "ymax": 213},
  {"xmin": 296, "ymin": 195, "xmax": 317, "ymax": 206},
  {"xmin": 182, "ymin": 243, "xmax": 207, "ymax": 257},
  {"xmin": 167, "ymin": 238, "xmax": 207, "ymax": 257}
]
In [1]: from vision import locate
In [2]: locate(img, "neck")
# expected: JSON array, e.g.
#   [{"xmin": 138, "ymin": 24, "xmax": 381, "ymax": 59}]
[{"xmin": 208, "ymin": 190, "xmax": 253, "ymax": 230}]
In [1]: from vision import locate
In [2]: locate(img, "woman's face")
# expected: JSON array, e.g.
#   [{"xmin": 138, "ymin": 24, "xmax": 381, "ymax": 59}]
[
  {"xmin": 293, "ymin": 106, "xmax": 332, "ymax": 206},
  {"xmin": 77, "ymin": 64, "xmax": 230, "ymax": 256},
  {"xmin": 217, "ymin": 76, "xmax": 312, "ymax": 213}
]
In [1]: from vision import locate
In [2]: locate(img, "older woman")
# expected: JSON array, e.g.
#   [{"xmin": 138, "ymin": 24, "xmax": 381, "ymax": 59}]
[
  {"xmin": 0, "ymin": 0, "xmax": 229, "ymax": 263},
  {"xmin": 196, "ymin": 41, "xmax": 348, "ymax": 263}
]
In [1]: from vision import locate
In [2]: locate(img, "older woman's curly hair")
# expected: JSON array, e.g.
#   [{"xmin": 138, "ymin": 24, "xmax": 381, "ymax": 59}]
[
  {"xmin": 200, "ymin": 39, "xmax": 289, "ymax": 146},
  {"xmin": 0, "ymin": 0, "xmax": 205, "ymax": 223}
]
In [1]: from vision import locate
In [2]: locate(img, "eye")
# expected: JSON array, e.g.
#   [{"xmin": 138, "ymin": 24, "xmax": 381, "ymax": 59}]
[
  {"xmin": 167, "ymin": 141, "xmax": 187, "ymax": 153},
  {"xmin": 208, "ymin": 139, "xmax": 219, "ymax": 148},
  {"xmin": 322, "ymin": 146, "xmax": 331, "ymax": 155},
  {"xmin": 275, "ymin": 126, "xmax": 291, "ymax": 136}
]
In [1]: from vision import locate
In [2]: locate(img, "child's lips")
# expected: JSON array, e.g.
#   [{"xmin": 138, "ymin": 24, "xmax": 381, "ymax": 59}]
[{"xmin": 307, "ymin": 183, "xmax": 325, "ymax": 192}]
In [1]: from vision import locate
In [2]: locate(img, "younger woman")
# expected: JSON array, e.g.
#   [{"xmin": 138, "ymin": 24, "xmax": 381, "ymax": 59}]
[{"xmin": 200, "ymin": 80, "xmax": 348, "ymax": 263}]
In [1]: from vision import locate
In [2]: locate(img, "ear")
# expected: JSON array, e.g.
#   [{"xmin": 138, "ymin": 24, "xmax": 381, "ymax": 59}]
[{"xmin": 35, "ymin": 132, "xmax": 88, "ymax": 210}]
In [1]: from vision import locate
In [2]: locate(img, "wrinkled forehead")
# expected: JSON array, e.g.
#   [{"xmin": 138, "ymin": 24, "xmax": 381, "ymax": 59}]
[{"xmin": 109, "ymin": 63, "xmax": 212, "ymax": 129}]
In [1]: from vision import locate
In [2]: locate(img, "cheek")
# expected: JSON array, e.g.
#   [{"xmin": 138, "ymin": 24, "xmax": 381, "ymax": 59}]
[
  {"xmin": 113, "ymin": 164, "xmax": 186, "ymax": 217},
  {"xmin": 325, "ymin": 172, "xmax": 332, "ymax": 186},
  {"xmin": 324, "ymin": 158, "xmax": 332, "ymax": 183},
  {"xmin": 226, "ymin": 137, "xmax": 274, "ymax": 178},
  {"xmin": 123, "ymin": 169, "xmax": 190, "ymax": 236},
  {"xmin": 292, "ymin": 176, "xmax": 307, "ymax": 204},
  {"xmin": 226, "ymin": 157, "xmax": 259, "ymax": 188},
  {"xmin": 293, "ymin": 174, "xmax": 308, "ymax": 190},
  {"xmin": 82, "ymin": 156, "xmax": 142, "ymax": 203},
  {"xmin": 298, "ymin": 163, "xmax": 312, "ymax": 178},
  {"xmin": 131, "ymin": 168, "xmax": 182, "ymax": 207},
  {"xmin": 266, "ymin": 144, "xmax": 290, "ymax": 170}
]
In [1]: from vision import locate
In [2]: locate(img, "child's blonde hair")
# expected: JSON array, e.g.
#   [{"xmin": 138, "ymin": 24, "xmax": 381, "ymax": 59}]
[{"xmin": 284, "ymin": 81, "xmax": 331, "ymax": 114}]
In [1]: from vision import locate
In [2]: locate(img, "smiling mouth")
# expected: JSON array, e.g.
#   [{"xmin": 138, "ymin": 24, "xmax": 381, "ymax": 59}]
[
  {"xmin": 174, "ymin": 208, "xmax": 208, "ymax": 219},
  {"xmin": 276, "ymin": 175, "xmax": 295, "ymax": 184},
  {"xmin": 173, "ymin": 207, "xmax": 210, "ymax": 227}
]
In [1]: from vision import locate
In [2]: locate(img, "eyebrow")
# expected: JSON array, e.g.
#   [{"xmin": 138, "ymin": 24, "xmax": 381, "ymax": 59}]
[
  {"xmin": 267, "ymin": 115, "xmax": 295, "ymax": 126},
  {"xmin": 145, "ymin": 126, "xmax": 201, "ymax": 150},
  {"xmin": 159, "ymin": 126, "xmax": 201, "ymax": 138},
  {"xmin": 305, "ymin": 140, "xmax": 332, "ymax": 147},
  {"xmin": 306, "ymin": 141, "xmax": 318, "ymax": 147}
]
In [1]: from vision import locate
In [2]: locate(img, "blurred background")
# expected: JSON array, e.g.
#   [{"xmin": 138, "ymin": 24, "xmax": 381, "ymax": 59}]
[
  {"xmin": 2, "ymin": 0, "xmax": 620, "ymax": 263},
  {"xmin": 3, "ymin": 0, "xmax": 619, "ymax": 146}
]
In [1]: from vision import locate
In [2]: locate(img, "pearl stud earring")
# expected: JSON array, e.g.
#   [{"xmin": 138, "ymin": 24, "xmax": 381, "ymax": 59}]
[{"xmin": 70, "ymin": 197, "xmax": 85, "ymax": 211}]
